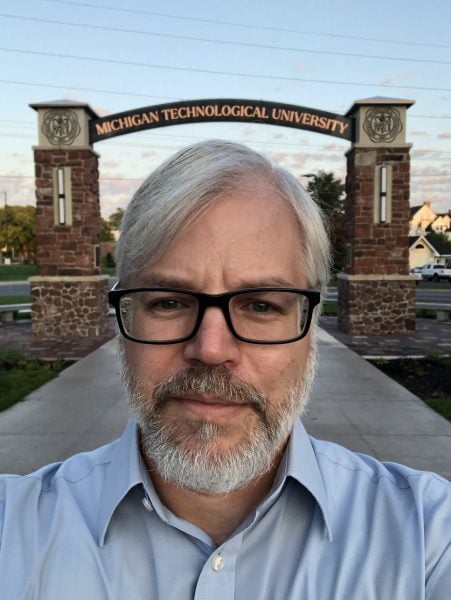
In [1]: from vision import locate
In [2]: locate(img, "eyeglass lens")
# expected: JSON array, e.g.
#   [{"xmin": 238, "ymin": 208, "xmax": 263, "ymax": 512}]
[{"xmin": 118, "ymin": 290, "xmax": 310, "ymax": 343}]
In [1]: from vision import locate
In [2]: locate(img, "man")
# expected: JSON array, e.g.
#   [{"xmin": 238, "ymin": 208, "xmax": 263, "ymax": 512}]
[{"xmin": 1, "ymin": 140, "xmax": 450, "ymax": 598}]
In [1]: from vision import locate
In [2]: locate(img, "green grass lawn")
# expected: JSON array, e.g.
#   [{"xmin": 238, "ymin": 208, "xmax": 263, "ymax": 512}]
[
  {"xmin": 0, "ymin": 295, "xmax": 31, "ymax": 305},
  {"xmin": 0, "ymin": 349, "xmax": 72, "ymax": 412},
  {"xmin": 0, "ymin": 264, "xmax": 115, "ymax": 281},
  {"xmin": 426, "ymin": 395, "xmax": 451, "ymax": 421},
  {"xmin": 0, "ymin": 264, "xmax": 37, "ymax": 281}
]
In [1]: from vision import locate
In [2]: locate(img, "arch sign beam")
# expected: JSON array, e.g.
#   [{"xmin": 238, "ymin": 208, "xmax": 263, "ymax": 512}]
[{"xmin": 90, "ymin": 98, "xmax": 354, "ymax": 143}]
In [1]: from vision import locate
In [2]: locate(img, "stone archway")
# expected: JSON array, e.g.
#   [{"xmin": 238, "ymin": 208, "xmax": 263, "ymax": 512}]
[{"xmin": 29, "ymin": 97, "xmax": 416, "ymax": 339}]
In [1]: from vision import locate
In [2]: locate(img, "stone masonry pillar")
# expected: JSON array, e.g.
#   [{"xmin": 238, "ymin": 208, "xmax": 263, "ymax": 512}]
[
  {"xmin": 338, "ymin": 98, "xmax": 417, "ymax": 336},
  {"xmin": 29, "ymin": 100, "xmax": 109, "ymax": 339}
]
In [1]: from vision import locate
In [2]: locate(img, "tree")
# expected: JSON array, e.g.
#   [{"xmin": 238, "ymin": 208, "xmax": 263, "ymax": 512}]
[
  {"xmin": 108, "ymin": 207, "xmax": 124, "ymax": 231},
  {"xmin": 305, "ymin": 171, "xmax": 346, "ymax": 273},
  {"xmin": 426, "ymin": 230, "xmax": 451, "ymax": 254},
  {"xmin": 101, "ymin": 218, "xmax": 115, "ymax": 242},
  {"xmin": 0, "ymin": 205, "xmax": 36, "ymax": 261}
]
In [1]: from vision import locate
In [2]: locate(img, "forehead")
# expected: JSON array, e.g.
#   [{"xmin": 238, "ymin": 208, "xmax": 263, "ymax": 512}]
[{"xmin": 137, "ymin": 186, "xmax": 306, "ymax": 291}]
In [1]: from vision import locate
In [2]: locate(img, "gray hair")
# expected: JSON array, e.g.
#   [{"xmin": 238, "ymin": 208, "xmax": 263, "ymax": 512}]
[{"xmin": 116, "ymin": 140, "xmax": 331, "ymax": 298}]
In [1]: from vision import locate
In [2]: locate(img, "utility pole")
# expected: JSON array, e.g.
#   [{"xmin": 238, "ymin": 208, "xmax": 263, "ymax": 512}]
[{"xmin": 1, "ymin": 191, "xmax": 9, "ymax": 262}]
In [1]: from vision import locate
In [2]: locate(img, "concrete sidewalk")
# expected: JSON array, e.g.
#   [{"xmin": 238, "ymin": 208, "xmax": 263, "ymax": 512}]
[{"xmin": 0, "ymin": 329, "xmax": 450, "ymax": 479}]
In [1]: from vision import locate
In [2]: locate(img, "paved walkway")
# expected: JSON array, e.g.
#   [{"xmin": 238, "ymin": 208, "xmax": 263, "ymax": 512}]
[
  {"xmin": 0, "ymin": 326, "xmax": 450, "ymax": 480},
  {"xmin": 1, "ymin": 315, "xmax": 450, "ymax": 360},
  {"xmin": 321, "ymin": 316, "xmax": 451, "ymax": 358}
]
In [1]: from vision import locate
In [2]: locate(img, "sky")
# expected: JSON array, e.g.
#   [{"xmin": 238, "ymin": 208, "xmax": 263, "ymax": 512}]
[{"xmin": 1, "ymin": 0, "xmax": 451, "ymax": 218}]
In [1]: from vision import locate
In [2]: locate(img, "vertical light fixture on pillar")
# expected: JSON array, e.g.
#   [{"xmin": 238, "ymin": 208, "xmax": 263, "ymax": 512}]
[
  {"xmin": 379, "ymin": 165, "xmax": 387, "ymax": 224},
  {"xmin": 57, "ymin": 167, "xmax": 66, "ymax": 226}
]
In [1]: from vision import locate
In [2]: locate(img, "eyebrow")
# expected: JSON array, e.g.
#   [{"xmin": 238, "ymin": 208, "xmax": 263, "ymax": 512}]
[{"xmin": 134, "ymin": 274, "xmax": 299, "ymax": 290}]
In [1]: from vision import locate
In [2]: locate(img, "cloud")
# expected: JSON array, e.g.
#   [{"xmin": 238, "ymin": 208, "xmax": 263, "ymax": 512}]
[
  {"xmin": 437, "ymin": 131, "xmax": 451, "ymax": 139},
  {"xmin": 93, "ymin": 105, "xmax": 112, "ymax": 117},
  {"xmin": 410, "ymin": 131, "xmax": 430, "ymax": 137},
  {"xmin": 379, "ymin": 71, "xmax": 412, "ymax": 85}
]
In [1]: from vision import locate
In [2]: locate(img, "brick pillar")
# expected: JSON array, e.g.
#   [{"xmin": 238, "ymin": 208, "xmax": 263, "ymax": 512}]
[
  {"xmin": 29, "ymin": 100, "xmax": 108, "ymax": 339},
  {"xmin": 338, "ymin": 98, "xmax": 417, "ymax": 336}
]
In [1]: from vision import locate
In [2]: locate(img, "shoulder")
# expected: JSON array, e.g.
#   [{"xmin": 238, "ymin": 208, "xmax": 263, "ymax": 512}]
[
  {"xmin": 310, "ymin": 436, "xmax": 450, "ymax": 494},
  {"xmin": 0, "ymin": 439, "xmax": 119, "ymax": 525},
  {"xmin": 310, "ymin": 436, "xmax": 451, "ymax": 539}
]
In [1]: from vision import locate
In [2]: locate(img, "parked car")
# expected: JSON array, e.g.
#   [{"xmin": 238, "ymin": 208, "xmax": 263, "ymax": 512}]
[
  {"xmin": 421, "ymin": 263, "xmax": 451, "ymax": 282},
  {"xmin": 409, "ymin": 267, "xmax": 422, "ymax": 282}
]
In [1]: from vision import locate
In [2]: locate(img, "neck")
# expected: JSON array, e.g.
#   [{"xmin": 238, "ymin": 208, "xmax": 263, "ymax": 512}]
[{"xmin": 144, "ymin": 453, "xmax": 283, "ymax": 546}]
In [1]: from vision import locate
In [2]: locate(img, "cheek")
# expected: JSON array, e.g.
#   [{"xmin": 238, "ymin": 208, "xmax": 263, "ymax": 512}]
[
  {"xmin": 124, "ymin": 342, "xmax": 186, "ymax": 387},
  {"xmin": 245, "ymin": 343, "xmax": 310, "ymax": 397}
]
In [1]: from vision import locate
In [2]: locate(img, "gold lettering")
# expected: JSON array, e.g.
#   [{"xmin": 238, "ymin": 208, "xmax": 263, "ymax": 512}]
[
  {"xmin": 161, "ymin": 108, "xmax": 178, "ymax": 120},
  {"xmin": 318, "ymin": 116, "xmax": 328, "ymax": 129},
  {"xmin": 339, "ymin": 121, "xmax": 348, "ymax": 135},
  {"xmin": 231, "ymin": 105, "xmax": 241, "ymax": 117},
  {"xmin": 302, "ymin": 113, "xmax": 312, "ymax": 126},
  {"xmin": 131, "ymin": 114, "xmax": 141, "ymax": 126},
  {"xmin": 280, "ymin": 109, "xmax": 291, "ymax": 121},
  {"xmin": 328, "ymin": 119, "xmax": 339, "ymax": 132},
  {"xmin": 95, "ymin": 121, "xmax": 111, "ymax": 135},
  {"xmin": 184, "ymin": 106, "xmax": 198, "ymax": 118},
  {"xmin": 252, "ymin": 106, "xmax": 268, "ymax": 119},
  {"xmin": 111, "ymin": 118, "xmax": 128, "ymax": 130},
  {"xmin": 271, "ymin": 108, "xmax": 281, "ymax": 120},
  {"xmin": 310, "ymin": 115, "xmax": 319, "ymax": 128}
]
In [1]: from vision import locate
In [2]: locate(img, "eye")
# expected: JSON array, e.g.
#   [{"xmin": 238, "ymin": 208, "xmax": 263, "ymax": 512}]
[
  {"xmin": 250, "ymin": 301, "xmax": 272, "ymax": 313},
  {"xmin": 147, "ymin": 297, "xmax": 191, "ymax": 313},
  {"xmin": 155, "ymin": 299, "xmax": 182, "ymax": 310}
]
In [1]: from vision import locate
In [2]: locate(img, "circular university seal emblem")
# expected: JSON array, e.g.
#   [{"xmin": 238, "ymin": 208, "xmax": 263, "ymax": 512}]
[
  {"xmin": 363, "ymin": 107, "xmax": 402, "ymax": 143},
  {"xmin": 41, "ymin": 109, "xmax": 81, "ymax": 145}
]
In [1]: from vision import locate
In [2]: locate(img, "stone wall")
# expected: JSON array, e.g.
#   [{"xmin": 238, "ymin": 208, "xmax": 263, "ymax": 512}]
[
  {"xmin": 338, "ymin": 277, "xmax": 416, "ymax": 336},
  {"xmin": 34, "ymin": 148, "xmax": 101, "ymax": 276},
  {"xmin": 344, "ymin": 147, "xmax": 411, "ymax": 276},
  {"xmin": 30, "ymin": 276, "xmax": 109, "ymax": 339},
  {"xmin": 339, "ymin": 142, "xmax": 416, "ymax": 336}
]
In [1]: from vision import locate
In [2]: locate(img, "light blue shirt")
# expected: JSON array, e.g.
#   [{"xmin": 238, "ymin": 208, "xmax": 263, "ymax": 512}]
[{"xmin": 1, "ymin": 419, "xmax": 450, "ymax": 599}]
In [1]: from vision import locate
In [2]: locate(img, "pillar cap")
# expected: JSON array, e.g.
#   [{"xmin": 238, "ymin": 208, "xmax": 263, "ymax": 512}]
[
  {"xmin": 30, "ymin": 100, "xmax": 99, "ymax": 148},
  {"xmin": 346, "ymin": 96, "xmax": 415, "ymax": 117},
  {"xmin": 30, "ymin": 99, "xmax": 99, "ymax": 119}
]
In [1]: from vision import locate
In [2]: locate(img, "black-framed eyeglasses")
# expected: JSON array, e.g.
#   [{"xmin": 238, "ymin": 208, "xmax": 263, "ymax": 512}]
[{"xmin": 108, "ymin": 286, "xmax": 321, "ymax": 345}]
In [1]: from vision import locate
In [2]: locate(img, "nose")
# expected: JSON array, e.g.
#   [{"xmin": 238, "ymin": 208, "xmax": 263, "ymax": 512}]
[{"xmin": 183, "ymin": 306, "xmax": 241, "ymax": 366}]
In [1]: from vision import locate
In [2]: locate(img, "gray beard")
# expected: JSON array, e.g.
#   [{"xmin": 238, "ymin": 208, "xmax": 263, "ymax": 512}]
[{"xmin": 120, "ymin": 338, "xmax": 317, "ymax": 495}]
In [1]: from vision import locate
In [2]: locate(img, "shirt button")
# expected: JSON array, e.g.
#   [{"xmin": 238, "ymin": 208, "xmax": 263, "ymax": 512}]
[
  {"xmin": 142, "ymin": 496, "xmax": 154, "ymax": 512},
  {"xmin": 211, "ymin": 554, "xmax": 224, "ymax": 572}
]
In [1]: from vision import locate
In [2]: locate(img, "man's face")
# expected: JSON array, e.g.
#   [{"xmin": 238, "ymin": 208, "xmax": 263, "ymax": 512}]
[{"xmin": 121, "ymin": 184, "xmax": 317, "ymax": 493}]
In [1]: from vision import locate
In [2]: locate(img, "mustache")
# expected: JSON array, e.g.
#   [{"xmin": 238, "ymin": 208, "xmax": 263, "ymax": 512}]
[{"xmin": 152, "ymin": 365, "xmax": 268, "ymax": 417}]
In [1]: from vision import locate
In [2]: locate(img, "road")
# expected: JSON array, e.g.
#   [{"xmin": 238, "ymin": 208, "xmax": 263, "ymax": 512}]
[
  {"xmin": 326, "ymin": 282, "xmax": 451, "ymax": 305},
  {"xmin": 327, "ymin": 281, "xmax": 451, "ymax": 304},
  {"xmin": 0, "ymin": 279, "xmax": 449, "ymax": 304}
]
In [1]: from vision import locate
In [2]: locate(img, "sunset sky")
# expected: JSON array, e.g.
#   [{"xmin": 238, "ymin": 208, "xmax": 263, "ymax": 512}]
[{"xmin": 1, "ymin": 0, "xmax": 450, "ymax": 217}]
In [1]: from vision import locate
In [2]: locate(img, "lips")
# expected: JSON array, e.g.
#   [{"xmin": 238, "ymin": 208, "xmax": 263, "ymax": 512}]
[{"xmin": 172, "ymin": 394, "xmax": 247, "ymax": 419}]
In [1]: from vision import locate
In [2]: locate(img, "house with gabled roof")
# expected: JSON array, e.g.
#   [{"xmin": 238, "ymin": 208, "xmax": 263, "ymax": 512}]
[{"xmin": 409, "ymin": 201, "xmax": 451, "ymax": 239}]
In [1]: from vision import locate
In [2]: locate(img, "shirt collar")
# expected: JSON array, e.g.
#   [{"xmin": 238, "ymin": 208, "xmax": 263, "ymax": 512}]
[
  {"xmin": 97, "ymin": 418, "xmax": 333, "ymax": 546},
  {"xmin": 283, "ymin": 418, "xmax": 333, "ymax": 541},
  {"xmin": 97, "ymin": 420, "xmax": 146, "ymax": 547}
]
